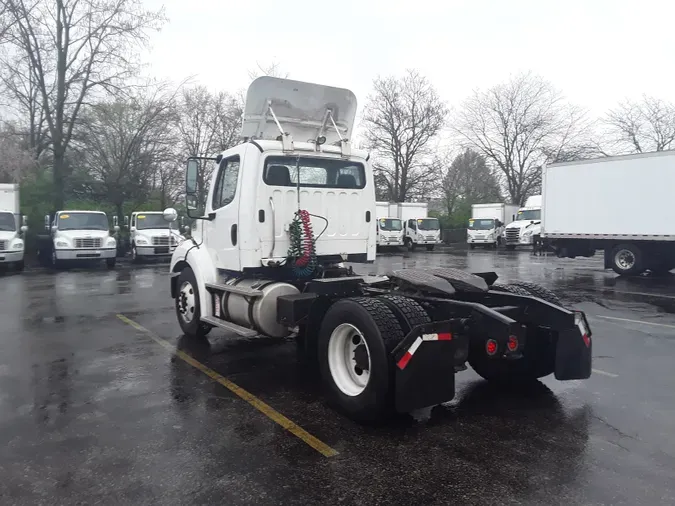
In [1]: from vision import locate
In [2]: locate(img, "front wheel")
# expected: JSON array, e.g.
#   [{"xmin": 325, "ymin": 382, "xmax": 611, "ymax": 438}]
[
  {"xmin": 15, "ymin": 260, "xmax": 25, "ymax": 272},
  {"xmin": 106, "ymin": 257, "xmax": 116, "ymax": 269},
  {"xmin": 51, "ymin": 250, "xmax": 63, "ymax": 270},
  {"xmin": 469, "ymin": 244, "xmax": 476, "ymax": 250},
  {"xmin": 175, "ymin": 267, "xmax": 212, "ymax": 339},
  {"xmin": 131, "ymin": 245, "xmax": 141, "ymax": 264},
  {"xmin": 426, "ymin": 244, "xmax": 435, "ymax": 251},
  {"xmin": 318, "ymin": 297, "xmax": 404, "ymax": 422}
]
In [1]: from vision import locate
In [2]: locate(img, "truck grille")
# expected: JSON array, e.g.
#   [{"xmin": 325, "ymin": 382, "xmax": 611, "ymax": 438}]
[
  {"xmin": 505, "ymin": 229, "xmax": 520, "ymax": 244},
  {"xmin": 0, "ymin": 240, "xmax": 6, "ymax": 251},
  {"xmin": 152, "ymin": 236, "xmax": 170, "ymax": 246},
  {"xmin": 75, "ymin": 237, "xmax": 102, "ymax": 249}
]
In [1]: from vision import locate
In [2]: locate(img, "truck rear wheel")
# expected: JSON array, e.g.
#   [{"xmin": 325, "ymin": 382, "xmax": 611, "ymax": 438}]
[
  {"xmin": 378, "ymin": 294, "xmax": 431, "ymax": 332},
  {"xmin": 507, "ymin": 281, "xmax": 563, "ymax": 306},
  {"xmin": 610, "ymin": 243, "xmax": 644, "ymax": 275},
  {"xmin": 175, "ymin": 267, "xmax": 212, "ymax": 339},
  {"xmin": 491, "ymin": 283, "xmax": 531, "ymax": 296},
  {"xmin": 318, "ymin": 297, "xmax": 404, "ymax": 422}
]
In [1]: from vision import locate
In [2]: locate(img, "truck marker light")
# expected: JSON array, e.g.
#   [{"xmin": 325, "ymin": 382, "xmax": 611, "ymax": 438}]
[
  {"xmin": 486, "ymin": 339, "xmax": 498, "ymax": 356},
  {"xmin": 507, "ymin": 335, "xmax": 518, "ymax": 352}
]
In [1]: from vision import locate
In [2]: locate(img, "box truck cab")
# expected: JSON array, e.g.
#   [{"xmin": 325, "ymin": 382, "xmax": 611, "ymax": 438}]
[
  {"xmin": 0, "ymin": 184, "xmax": 27, "ymax": 271},
  {"xmin": 375, "ymin": 202, "xmax": 404, "ymax": 247},
  {"xmin": 47, "ymin": 210, "xmax": 118, "ymax": 268},
  {"xmin": 467, "ymin": 203, "xmax": 519, "ymax": 249},
  {"xmin": 127, "ymin": 211, "xmax": 186, "ymax": 262},
  {"xmin": 405, "ymin": 217, "xmax": 441, "ymax": 251},
  {"xmin": 503, "ymin": 195, "xmax": 542, "ymax": 250}
]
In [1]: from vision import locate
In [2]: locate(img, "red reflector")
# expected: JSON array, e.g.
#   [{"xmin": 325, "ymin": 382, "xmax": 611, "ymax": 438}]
[
  {"xmin": 397, "ymin": 352, "xmax": 412, "ymax": 370},
  {"xmin": 486, "ymin": 339, "xmax": 498, "ymax": 356},
  {"xmin": 438, "ymin": 332, "xmax": 452, "ymax": 341},
  {"xmin": 582, "ymin": 334, "xmax": 591, "ymax": 348},
  {"xmin": 507, "ymin": 335, "xmax": 518, "ymax": 352}
]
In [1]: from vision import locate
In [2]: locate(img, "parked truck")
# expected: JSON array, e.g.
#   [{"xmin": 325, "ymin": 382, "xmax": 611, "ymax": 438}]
[
  {"xmin": 388, "ymin": 202, "xmax": 441, "ymax": 251},
  {"xmin": 375, "ymin": 202, "xmax": 404, "ymax": 248},
  {"xmin": 166, "ymin": 76, "xmax": 592, "ymax": 423},
  {"xmin": 503, "ymin": 195, "xmax": 542, "ymax": 250},
  {"xmin": 0, "ymin": 184, "xmax": 27, "ymax": 271},
  {"xmin": 126, "ymin": 211, "xmax": 186, "ymax": 263},
  {"xmin": 467, "ymin": 203, "xmax": 519, "ymax": 249},
  {"xmin": 40, "ymin": 210, "xmax": 118, "ymax": 269},
  {"xmin": 542, "ymin": 151, "xmax": 675, "ymax": 275}
]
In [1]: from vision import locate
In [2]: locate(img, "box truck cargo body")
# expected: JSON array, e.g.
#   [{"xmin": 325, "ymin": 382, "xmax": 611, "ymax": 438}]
[
  {"xmin": 467, "ymin": 203, "xmax": 519, "ymax": 248},
  {"xmin": 0, "ymin": 184, "xmax": 27, "ymax": 271},
  {"xmin": 542, "ymin": 150, "xmax": 675, "ymax": 275},
  {"xmin": 375, "ymin": 201, "xmax": 404, "ymax": 247}
]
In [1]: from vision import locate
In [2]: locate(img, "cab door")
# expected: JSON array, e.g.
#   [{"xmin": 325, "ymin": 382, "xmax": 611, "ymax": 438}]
[{"xmin": 204, "ymin": 155, "xmax": 242, "ymax": 271}]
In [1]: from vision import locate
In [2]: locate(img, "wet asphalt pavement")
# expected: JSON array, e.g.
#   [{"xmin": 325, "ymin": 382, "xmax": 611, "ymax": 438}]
[{"xmin": 1, "ymin": 248, "xmax": 675, "ymax": 505}]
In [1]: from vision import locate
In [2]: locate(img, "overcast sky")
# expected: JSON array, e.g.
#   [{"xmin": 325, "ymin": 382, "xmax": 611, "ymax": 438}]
[{"xmin": 143, "ymin": 0, "xmax": 675, "ymax": 118}]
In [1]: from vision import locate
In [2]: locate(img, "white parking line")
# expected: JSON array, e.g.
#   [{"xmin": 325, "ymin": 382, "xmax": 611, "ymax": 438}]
[
  {"xmin": 592, "ymin": 368, "xmax": 618, "ymax": 378},
  {"xmin": 595, "ymin": 315, "xmax": 675, "ymax": 330}
]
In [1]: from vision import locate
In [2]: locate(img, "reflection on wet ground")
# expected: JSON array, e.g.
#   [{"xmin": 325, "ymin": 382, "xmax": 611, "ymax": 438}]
[{"xmin": 0, "ymin": 250, "xmax": 674, "ymax": 504}]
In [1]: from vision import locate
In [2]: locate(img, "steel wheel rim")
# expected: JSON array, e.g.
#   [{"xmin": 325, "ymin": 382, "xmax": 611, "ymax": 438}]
[
  {"xmin": 615, "ymin": 249, "xmax": 635, "ymax": 270},
  {"xmin": 327, "ymin": 323, "xmax": 371, "ymax": 396},
  {"xmin": 178, "ymin": 280, "xmax": 196, "ymax": 323}
]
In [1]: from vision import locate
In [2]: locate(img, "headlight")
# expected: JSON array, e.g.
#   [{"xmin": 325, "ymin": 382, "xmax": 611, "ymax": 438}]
[
  {"xmin": 523, "ymin": 229, "xmax": 533, "ymax": 237},
  {"xmin": 12, "ymin": 240, "xmax": 24, "ymax": 250},
  {"xmin": 107, "ymin": 237, "xmax": 116, "ymax": 246},
  {"xmin": 55, "ymin": 240, "xmax": 69, "ymax": 248},
  {"xmin": 136, "ymin": 237, "xmax": 148, "ymax": 245}
]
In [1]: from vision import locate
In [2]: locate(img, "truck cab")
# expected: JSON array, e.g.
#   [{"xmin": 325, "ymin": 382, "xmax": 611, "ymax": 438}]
[
  {"xmin": 405, "ymin": 217, "xmax": 441, "ymax": 251},
  {"xmin": 503, "ymin": 195, "xmax": 542, "ymax": 250},
  {"xmin": 376, "ymin": 217, "xmax": 404, "ymax": 247},
  {"xmin": 47, "ymin": 210, "xmax": 118, "ymax": 268},
  {"xmin": 467, "ymin": 218, "xmax": 503, "ymax": 249},
  {"xmin": 127, "ymin": 211, "xmax": 185, "ymax": 263},
  {"xmin": 0, "ymin": 183, "xmax": 27, "ymax": 271}
]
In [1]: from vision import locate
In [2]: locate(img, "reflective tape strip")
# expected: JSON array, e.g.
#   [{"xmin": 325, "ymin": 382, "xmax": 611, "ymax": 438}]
[
  {"xmin": 422, "ymin": 332, "xmax": 453, "ymax": 341},
  {"xmin": 397, "ymin": 336, "xmax": 422, "ymax": 370}
]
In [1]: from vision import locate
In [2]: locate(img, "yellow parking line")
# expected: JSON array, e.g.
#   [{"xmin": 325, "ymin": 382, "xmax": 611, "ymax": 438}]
[{"xmin": 116, "ymin": 314, "xmax": 338, "ymax": 458}]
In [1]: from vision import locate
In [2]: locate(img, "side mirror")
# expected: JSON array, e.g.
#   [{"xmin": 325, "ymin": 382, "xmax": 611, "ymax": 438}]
[
  {"xmin": 44, "ymin": 214, "xmax": 50, "ymax": 231},
  {"xmin": 113, "ymin": 225, "xmax": 120, "ymax": 232},
  {"xmin": 113, "ymin": 216, "xmax": 118, "ymax": 227},
  {"xmin": 51, "ymin": 225, "xmax": 57, "ymax": 233},
  {"xmin": 163, "ymin": 207, "xmax": 178, "ymax": 222},
  {"xmin": 22, "ymin": 215, "xmax": 28, "ymax": 227},
  {"xmin": 124, "ymin": 216, "xmax": 129, "ymax": 227},
  {"xmin": 186, "ymin": 159, "xmax": 199, "ymax": 195},
  {"xmin": 20, "ymin": 225, "xmax": 28, "ymax": 234}
]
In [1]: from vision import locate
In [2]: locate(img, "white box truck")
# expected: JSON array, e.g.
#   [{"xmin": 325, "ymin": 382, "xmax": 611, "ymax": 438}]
[
  {"xmin": 44, "ymin": 210, "xmax": 119, "ymax": 269},
  {"xmin": 375, "ymin": 201, "xmax": 404, "ymax": 248},
  {"xmin": 542, "ymin": 151, "xmax": 675, "ymax": 275},
  {"xmin": 467, "ymin": 203, "xmax": 519, "ymax": 249},
  {"xmin": 0, "ymin": 184, "xmax": 28, "ymax": 271},
  {"xmin": 126, "ymin": 211, "xmax": 187, "ymax": 263},
  {"xmin": 390, "ymin": 202, "xmax": 441, "ymax": 251},
  {"xmin": 503, "ymin": 195, "xmax": 542, "ymax": 250}
]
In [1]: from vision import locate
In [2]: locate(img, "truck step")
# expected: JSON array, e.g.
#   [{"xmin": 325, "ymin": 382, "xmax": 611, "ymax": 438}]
[
  {"xmin": 200, "ymin": 316, "xmax": 259, "ymax": 337},
  {"xmin": 204, "ymin": 282, "xmax": 263, "ymax": 297}
]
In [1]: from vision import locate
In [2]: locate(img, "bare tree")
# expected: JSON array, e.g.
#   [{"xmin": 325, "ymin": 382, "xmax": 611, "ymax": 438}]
[
  {"xmin": 454, "ymin": 73, "xmax": 594, "ymax": 205},
  {"xmin": 440, "ymin": 149, "xmax": 502, "ymax": 216},
  {"xmin": 362, "ymin": 70, "xmax": 447, "ymax": 202},
  {"xmin": 0, "ymin": 122, "xmax": 36, "ymax": 183},
  {"xmin": 247, "ymin": 60, "xmax": 289, "ymax": 80},
  {"xmin": 73, "ymin": 88, "xmax": 178, "ymax": 221},
  {"xmin": 2, "ymin": 0, "xmax": 166, "ymax": 210},
  {"xmin": 605, "ymin": 95, "xmax": 675, "ymax": 154}
]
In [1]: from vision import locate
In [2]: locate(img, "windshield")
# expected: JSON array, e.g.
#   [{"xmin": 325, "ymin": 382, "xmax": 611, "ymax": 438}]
[
  {"xmin": 517, "ymin": 209, "xmax": 541, "ymax": 221},
  {"xmin": 263, "ymin": 156, "xmax": 366, "ymax": 189},
  {"xmin": 378, "ymin": 218, "xmax": 402, "ymax": 231},
  {"xmin": 0, "ymin": 212, "xmax": 16, "ymax": 232},
  {"xmin": 136, "ymin": 214, "xmax": 170, "ymax": 230},
  {"xmin": 417, "ymin": 218, "xmax": 440, "ymax": 231},
  {"xmin": 468, "ymin": 219, "xmax": 495, "ymax": 230},
  {"xmin": 57, "ymin": 212, "xmax": 109, "ymax": 231}
]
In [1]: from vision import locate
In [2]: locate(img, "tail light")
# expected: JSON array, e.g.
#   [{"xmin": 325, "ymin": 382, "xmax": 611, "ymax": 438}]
[{"xmin": 486, "ymin": 339, "xmax": 498, "ymax": 356}]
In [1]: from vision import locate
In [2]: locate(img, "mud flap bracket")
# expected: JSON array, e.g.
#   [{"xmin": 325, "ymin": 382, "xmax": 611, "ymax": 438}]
[{"xmin": 555, "ymin": 311, "xmax": 592, "ymax": 380}]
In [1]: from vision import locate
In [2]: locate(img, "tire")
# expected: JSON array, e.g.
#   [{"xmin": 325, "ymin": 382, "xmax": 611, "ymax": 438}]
[
  {"xmin": 491, "ymin": 283, "xmax": 532, "ymax": 296},
  {"xmin": 175, "ymin": 267, "xmax": 212, "ymax": 339},
  {"xmin": 406, "ymin": 239, "xmax": 415, "ymax": 252},
  {"xmin": 51, "ymin": 250, "xmax": 62, "ymax": 270},
  {"xmin": 469, "ymin": 244, "xmax": 476, "ymax": 250},
  {"xmin": 610, "ymin": 243, "xmax": 643, "ymax": 275},
  {"xmin": 507, "ymin": 281, "xmax": 562, "ymax": 307},
  {"xmin": 15, "ymin": 260, "xmax": 25, "ymax": 272},
  {"xmin": 317, "ymin": 297, "xmax": 404, "ymax": 422},
  {"xmin": 131, "ymin": 244, "xmax": 141, "ymax": 264},
  {"xmin": 505, "ymin": 245, "xmax": 516, "ymax": 251},
  {"xmin": 106, "ymin": 257, "xmax": 116, "ymax": 269},
  {"xmin": 377, "ymin": 294, "xmax": 431, "ymax": 333},
  {"xmin": 426, "ymin": 245, "xmax": 435, "ymax": 251}
]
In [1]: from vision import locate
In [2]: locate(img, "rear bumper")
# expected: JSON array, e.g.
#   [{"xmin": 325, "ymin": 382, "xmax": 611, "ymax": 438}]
[
  {"xmin": 55, "ymin": 248, "xmax": 116, "ymax": 260},
  {"xmin": 136, "ymin": 245, "xmax": 176, "ymax": 257},
  {"xmin": 0, "ymin": 250, "xmax": 23, "ymax": 263}
]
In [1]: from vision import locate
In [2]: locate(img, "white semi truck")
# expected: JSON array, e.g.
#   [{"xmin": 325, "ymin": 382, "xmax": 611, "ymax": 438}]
[
  {"xmin": 375, "ymin": 202, "xmax": 404, "ymax": 248},
  {"xmin": 388, "ymin": 202, "xmax": 441, "ymax": 251},
  {"xmin": 542, "ymin": 151, "xmax": 675, "ymax": 275},
  {"xmin": 126, "ymin": 211, "xmax": 186, "ymax": 262},
  {"xmin": 166, "ymin": 76, "xmax": 593, "ymax": 423},
  {"xmin": 503, "ymin": 195, "xmax": 542, "ymax": 250},
  {"xmin": 467, "ymin": 203, "xmax": 519, "ymax": 249},
  {"xmin": 44, "ymin": 210, "xmax": 118, "ymax": 269},
  {"xmin": 0, "ymin": 184, "xmax": 27, "ymax": 271}
]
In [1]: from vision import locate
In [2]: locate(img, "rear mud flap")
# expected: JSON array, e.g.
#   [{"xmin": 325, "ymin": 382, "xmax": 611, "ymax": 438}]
[
  {"xmin": 555, "ymin": 311, "xmax": 592, "ymax": 380},
  {"xmin": 392, "ymin": 320, "xmax": 458, "ymax": 413}
]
